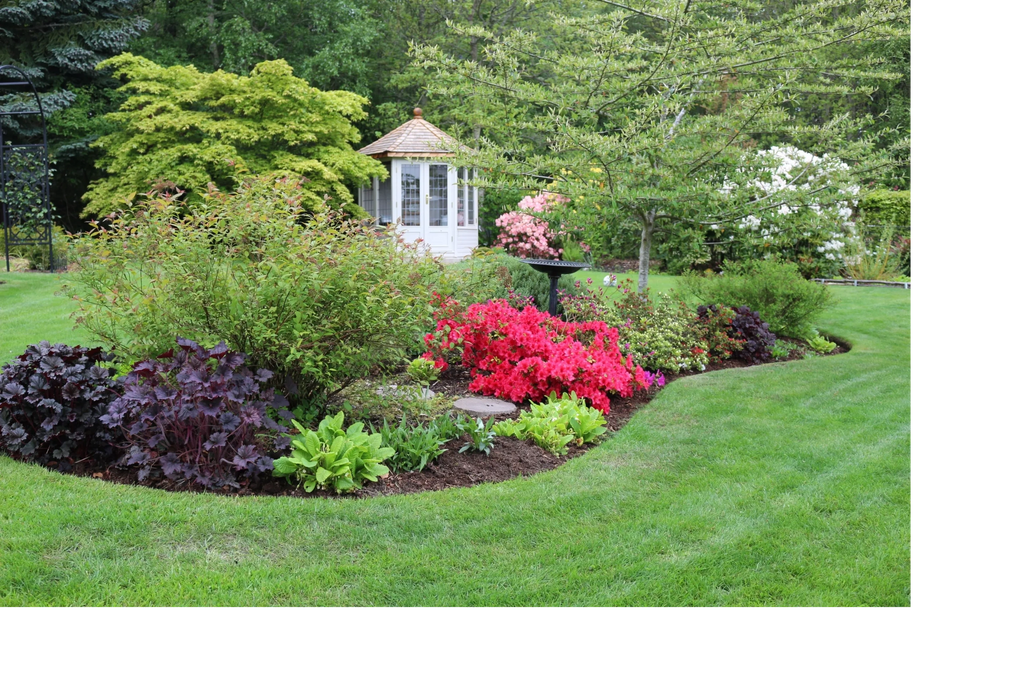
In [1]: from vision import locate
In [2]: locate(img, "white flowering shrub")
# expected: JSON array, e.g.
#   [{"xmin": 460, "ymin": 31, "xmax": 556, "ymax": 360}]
[{"xmin": 711, "ymin": 146, "xmax": 859, "ymax": 277}]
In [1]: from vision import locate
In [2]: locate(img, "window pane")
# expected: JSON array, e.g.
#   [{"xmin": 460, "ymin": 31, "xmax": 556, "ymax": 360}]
[
  {"xmin": 468, "ymin": 169, "xmax": 475, "ymax": 225},
  {"xmin": 378, "ymin": 161, "xmax": 392, "ymax": 223},
  {"xmin": 363, "ymin": 180, "xmax": 375, "ymax": 216},
  {"xmin": 429, "ymin": 164, "xmax": 448, "ymax": 226},
  {"xmin": 401, "ymin": 164, "xmax": 420, "ymax": 226},
  {"xmin": 458, "ymin": 168, "xmax": 466, "ymax": 226}
]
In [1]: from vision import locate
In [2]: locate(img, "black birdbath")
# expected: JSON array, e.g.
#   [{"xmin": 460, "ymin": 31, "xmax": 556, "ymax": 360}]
[{"xmin": 519, "ymin": 258, "xmax": 590, "ymax": 317}]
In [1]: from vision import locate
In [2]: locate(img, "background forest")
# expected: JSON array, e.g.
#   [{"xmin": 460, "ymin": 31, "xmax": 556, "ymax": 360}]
[{"xmin": 0, "ymin": 0, "xmax": 909, "ymax": 271}]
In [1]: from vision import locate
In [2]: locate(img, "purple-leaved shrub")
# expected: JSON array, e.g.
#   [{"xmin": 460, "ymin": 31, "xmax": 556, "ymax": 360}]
[
  {"xmin": 0, "ymin": 342, "xmax": 120, "ymax": 467},
  {"xmin": 102, "ymin": 338, "xmax": 290, "ymax": 490}
]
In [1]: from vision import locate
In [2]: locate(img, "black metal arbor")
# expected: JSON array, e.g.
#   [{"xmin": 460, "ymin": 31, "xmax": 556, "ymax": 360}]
[{"xmin": 1, "ymin": 65, "xmax": 53, "ymax": 272}]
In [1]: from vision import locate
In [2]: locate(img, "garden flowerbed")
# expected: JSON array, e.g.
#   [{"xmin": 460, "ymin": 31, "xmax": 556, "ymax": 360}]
[{"xmin": 28, "ymin": 338, "xmax": 844, "ymax": 499}]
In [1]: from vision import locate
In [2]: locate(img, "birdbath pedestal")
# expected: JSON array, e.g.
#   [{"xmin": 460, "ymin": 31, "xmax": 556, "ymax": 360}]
[{"xmin": 519, "ymin": 259, "xmax": 590, "ymax": 317}]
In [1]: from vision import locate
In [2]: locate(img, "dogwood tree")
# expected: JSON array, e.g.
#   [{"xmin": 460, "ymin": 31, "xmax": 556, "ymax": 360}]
[{"xmin": 412, "ymin": 0, "xmax": 909, "ymax": 290}]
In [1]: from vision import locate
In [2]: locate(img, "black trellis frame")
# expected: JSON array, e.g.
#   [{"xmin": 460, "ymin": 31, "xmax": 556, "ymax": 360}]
[{"xmin": 1, "ymin": 65, "xmax": 54, "ymax": 273}]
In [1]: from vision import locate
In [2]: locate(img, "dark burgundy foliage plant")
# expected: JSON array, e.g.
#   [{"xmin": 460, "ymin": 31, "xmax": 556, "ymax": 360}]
[
  {"xmin": 0, "ymin": 342, "xmax": 121, "ymax": 467},
  {"xmin": 101, "ymin": 338, "xmax": 291, "ymax": 490},
  {"xmin": 697, "ymin": 304, "xmax": 776, "ymax": 365}
]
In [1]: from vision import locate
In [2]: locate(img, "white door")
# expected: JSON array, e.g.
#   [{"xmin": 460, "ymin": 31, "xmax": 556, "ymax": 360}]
[
  {"xmin": 396, "ymin": 161, "xmax": 452, "ymax": 257},
  {"xmin": 397, "ymin": 161, "xmax": 422, "ymax": 244}
]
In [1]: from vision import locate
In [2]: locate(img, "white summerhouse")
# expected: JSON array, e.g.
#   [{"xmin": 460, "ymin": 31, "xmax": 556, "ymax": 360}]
[{"xmin": 357, "ymin": 108, "xmax": 479, "ymax": 260}]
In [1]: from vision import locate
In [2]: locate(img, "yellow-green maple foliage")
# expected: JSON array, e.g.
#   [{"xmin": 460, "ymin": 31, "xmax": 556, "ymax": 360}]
[{"xmin": 82, "ymin": 54, "xmax": 384, "ymax": 217}]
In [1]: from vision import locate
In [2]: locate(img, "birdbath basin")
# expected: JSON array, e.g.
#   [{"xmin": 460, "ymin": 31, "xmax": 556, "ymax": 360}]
[{"xmin": 519, "ymin": 258, "xmax": 590, "ymax": 317}]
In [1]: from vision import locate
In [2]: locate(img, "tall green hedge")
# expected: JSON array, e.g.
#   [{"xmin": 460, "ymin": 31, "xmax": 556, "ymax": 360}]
[{"xmin": 859, "ymin": 191, "xmax": 916, "ymax": 233}]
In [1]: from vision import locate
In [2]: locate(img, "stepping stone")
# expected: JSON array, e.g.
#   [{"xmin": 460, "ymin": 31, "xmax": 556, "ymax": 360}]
[{"xmin": 454, "ymin": 397, "xmax": 517, "ymax": 417}]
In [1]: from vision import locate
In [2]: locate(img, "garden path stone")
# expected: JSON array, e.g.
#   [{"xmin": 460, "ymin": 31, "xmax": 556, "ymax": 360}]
[{"xmin": 454, "ymin": 397, "xmax": 517, "ymax": 417}]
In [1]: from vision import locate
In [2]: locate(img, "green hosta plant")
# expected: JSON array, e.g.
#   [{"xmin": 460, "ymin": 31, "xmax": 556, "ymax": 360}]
[
  {"xmin": 493, "ymin": 419, "xmax": 523, "ymax": 439},
  {"xmin": 273, "ymin": 411, "xmax": 392, "ymax": 493},
  {"xmin": 459, "ymin": 417, "xmax": 496, "ymax": 455},
  {"xmin": 806, "ymin": 332, "xmax": 838, "ymax": 355},
  {"xmin": 406, "ymin": 357, "xmax": 441, "ymax": 386}
]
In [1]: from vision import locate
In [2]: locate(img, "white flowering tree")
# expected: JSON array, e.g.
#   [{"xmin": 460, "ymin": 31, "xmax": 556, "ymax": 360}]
[
  {"xmin": 708, "ymin": 146, "xmax": 860, "ymax": 277},
  {"xmin": 412, "ymin": 0, "xmax": 909, "ymax": 290}
]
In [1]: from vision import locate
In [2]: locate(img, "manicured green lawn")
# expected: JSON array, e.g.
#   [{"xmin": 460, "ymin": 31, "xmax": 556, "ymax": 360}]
[
  {"xmin": 0, "ymin": 272, "xmax": 91, "ymax": 363},
  {"xmin": 0, "ymin": 275, "xmax": 909, "ymax": 606},
  {"xmin": 571, "ymin": 269, "xmax": 683, "ymax": 301}
]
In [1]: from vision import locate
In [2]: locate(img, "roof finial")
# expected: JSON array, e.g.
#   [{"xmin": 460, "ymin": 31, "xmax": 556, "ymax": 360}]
[{"xmin": 413, "ymin": 107, "xmax": 423, "ymax": 119}]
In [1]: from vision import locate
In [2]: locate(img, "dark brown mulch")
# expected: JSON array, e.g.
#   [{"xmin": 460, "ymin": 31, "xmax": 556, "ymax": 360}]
[{"xmin": 26, "ymin": 335, "xmax": 846, "ymax": 499}]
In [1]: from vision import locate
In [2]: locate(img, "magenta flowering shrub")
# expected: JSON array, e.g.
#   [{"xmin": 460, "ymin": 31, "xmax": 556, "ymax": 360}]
[
  {"xmin": 422, "ymin": 296, "xmax": 649, "ymax": 413},
  {"xmin": 493, "ymin": 193, "xmax": 569, "ymax": 259}
]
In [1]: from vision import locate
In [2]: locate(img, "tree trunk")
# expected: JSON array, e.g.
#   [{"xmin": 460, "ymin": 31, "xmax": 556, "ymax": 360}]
[
  {"xmin": 207, "ymin": 1, "xmax": 220, "ymax": 69},
  {"xmin": 638, "ymin": 211, "xmax": 655, "ymax": 293}
]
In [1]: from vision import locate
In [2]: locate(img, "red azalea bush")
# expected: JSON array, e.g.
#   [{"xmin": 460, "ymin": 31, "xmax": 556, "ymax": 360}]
[{"xmin": 422, "ymin": 296, "xmax": 648, "ymax": 413}]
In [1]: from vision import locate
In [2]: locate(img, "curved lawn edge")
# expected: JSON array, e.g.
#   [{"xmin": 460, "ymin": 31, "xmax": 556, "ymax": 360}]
[{"xmin": 0, "ymin": 287, "xmax": 909, "ymax": 606}]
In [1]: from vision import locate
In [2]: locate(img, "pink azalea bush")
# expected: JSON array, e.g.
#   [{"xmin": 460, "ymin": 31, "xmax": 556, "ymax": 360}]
[
  {"xmin": 422, "ymin": 295, "xmax": 649, "ymax": 413},
  {"xmin": 493, "ymin": 193, "xmax": 569, "ymax": 259}
]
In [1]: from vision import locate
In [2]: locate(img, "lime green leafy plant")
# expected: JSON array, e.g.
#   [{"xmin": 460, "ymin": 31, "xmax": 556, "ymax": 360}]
[
  {"xmin": 273, "ymin": 411, "xmax": 392, "ymax": 493},
  {"xmin": 82, "ymin": 54, "xmax": 384, "ymax": 217},
  {"xmin": 495, "ymin": 392, "xmax": 607, "ymax": 455},
  {"xmin": 807, "ymin": 333, "xmax": 838, "ymax": 355}
]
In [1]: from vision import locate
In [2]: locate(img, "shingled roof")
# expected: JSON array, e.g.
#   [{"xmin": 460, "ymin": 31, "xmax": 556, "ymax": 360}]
[{"xmin": 357, "ymin": 108, "xmax": 468, "ymax": 158}]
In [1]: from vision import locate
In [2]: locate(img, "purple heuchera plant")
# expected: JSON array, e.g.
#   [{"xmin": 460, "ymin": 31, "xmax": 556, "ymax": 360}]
[
  {"xmin": 0, "ymin": 342, "xmax": 120, "ymax": 467},
  {"xmin": 101, "ymin": 338, "xmax": 290, "ymax": 490},
  {"xmin": 698, "ymin": 304, "xmax": 776, "ymax": 364}
]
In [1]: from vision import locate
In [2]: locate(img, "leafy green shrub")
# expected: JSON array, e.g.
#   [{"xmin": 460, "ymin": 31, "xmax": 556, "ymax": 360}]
[
  {"xmin": 858, "ymin": 190, "xmax": 910, "ymax": 241},
  {"xmin": 770, "ymin": 339, "xmax": 800, "ymax": 360},
  {"xmin": 0, "ymin": 342, "xmax": 120, "ymax": 467},
  {"xmin": 677, "ymin": 261, "xmax": 833, "ymax": 339},
  {"xmin": 336, "ymin": 378, "xmax": 456, "ymax": 425},
  {"xmin": 496, "ymin": 392, "xmax": 607, "ymax": 455},
  {"xmin": 273, "ymin": 411, "xmax": 393, "ymax": 493},
  {"xmin": 66, "ymin": 177, "xmax": 446, "ymax": 401},
  {"xmin": 562, "ymin": 281, "xmax": 708, "ymax": 373}
]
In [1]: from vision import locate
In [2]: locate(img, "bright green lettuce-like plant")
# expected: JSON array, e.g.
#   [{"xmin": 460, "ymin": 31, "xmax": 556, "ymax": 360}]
[
  {"xmin": 496, "ymin": 392, "xmax": 607, "ymax": 455},
  {"xmin": 273, "ymin": 411, "xmax": 393, "ymax": 493},
  {"xmin": 406, "ymin": 357, "xmax": 441, "ymax": 386},
  {"xmin": 806, "ymin": 333, "xmax": 838, "ymax": 355}
]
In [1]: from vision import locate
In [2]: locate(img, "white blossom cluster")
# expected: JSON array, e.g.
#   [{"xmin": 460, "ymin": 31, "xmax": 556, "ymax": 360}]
[{"xmin": 716, "ymin": 146, "xmax": 860, "ymax": 272}]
